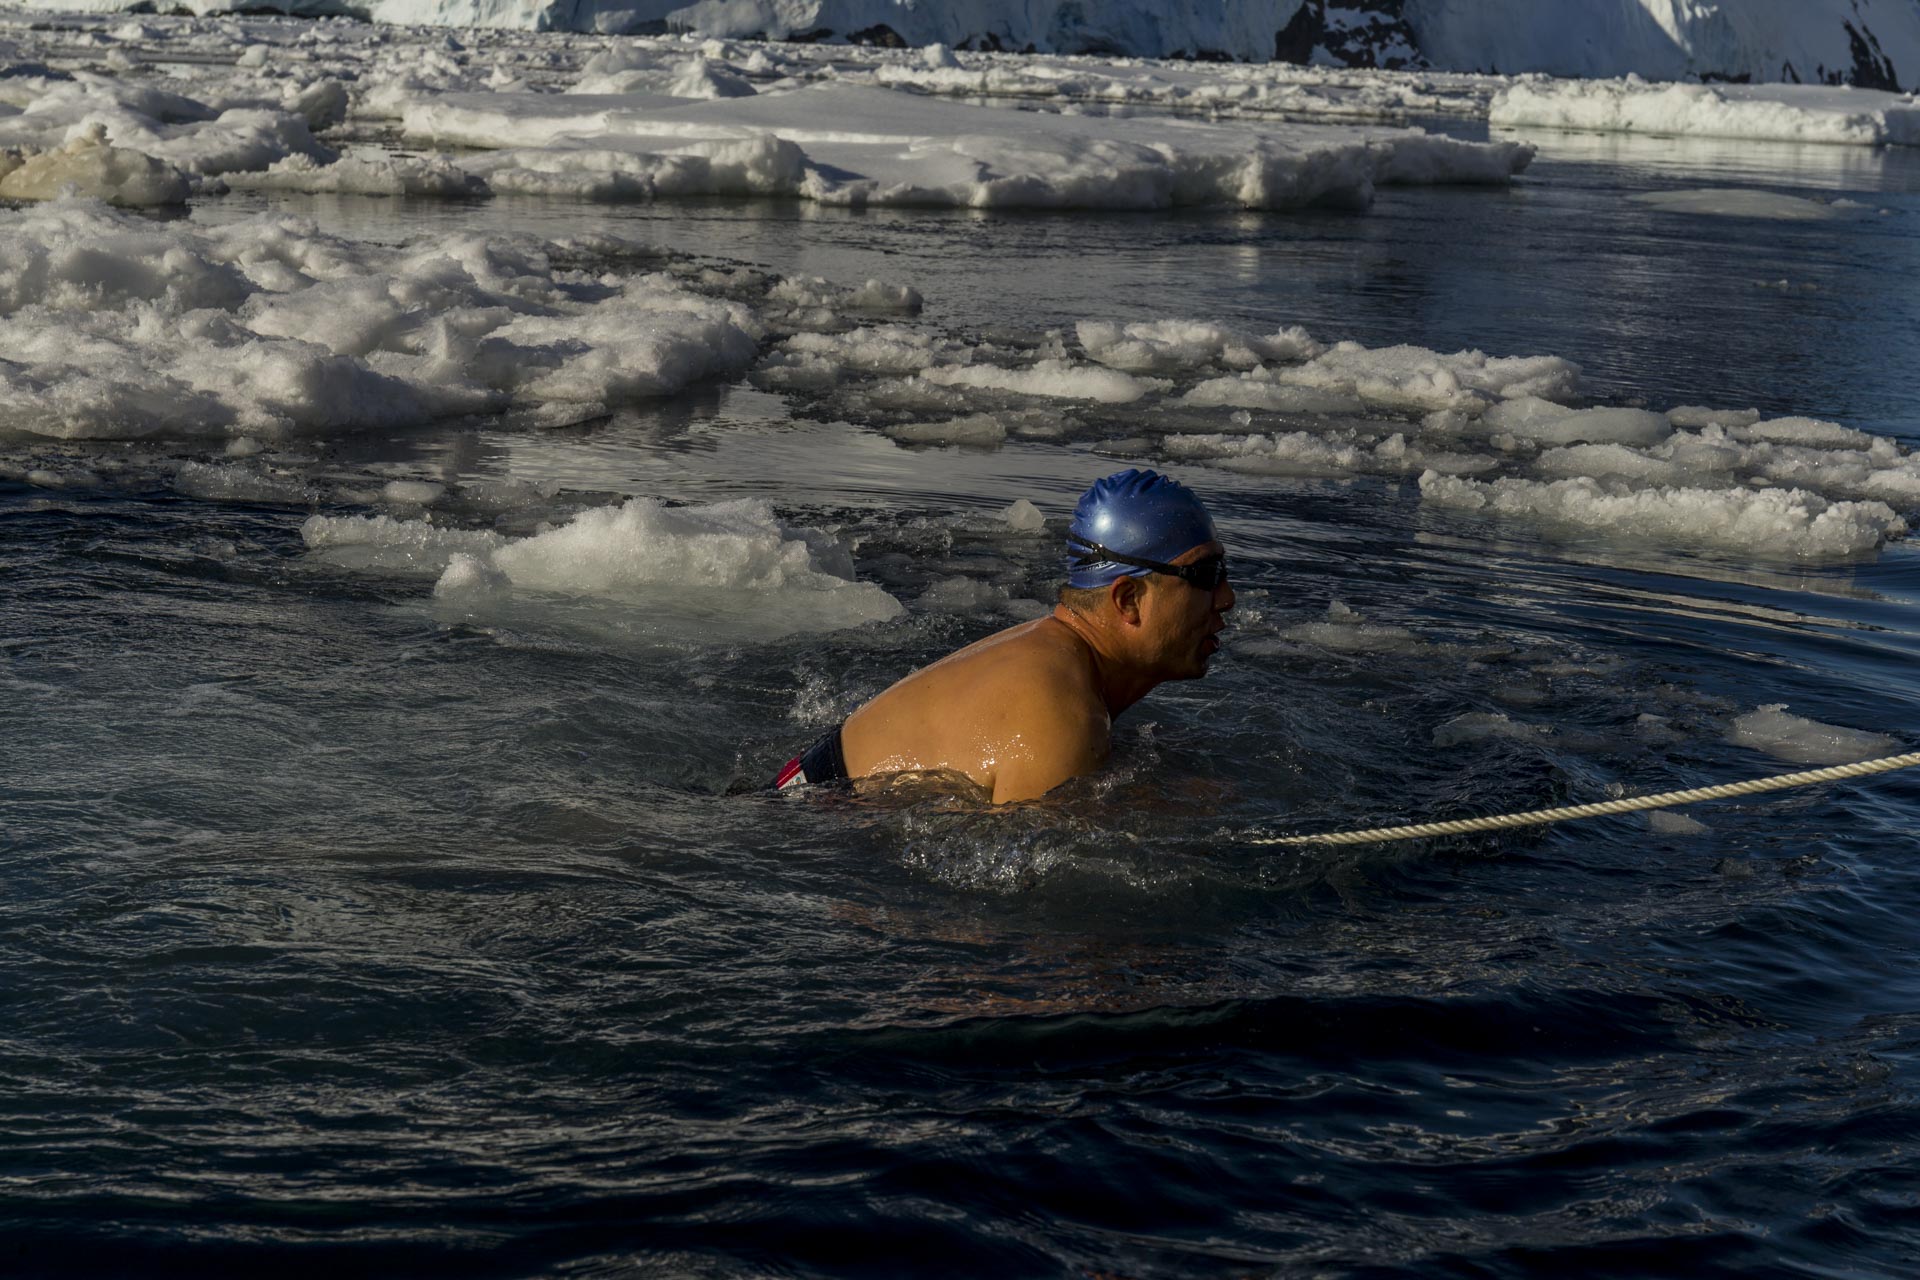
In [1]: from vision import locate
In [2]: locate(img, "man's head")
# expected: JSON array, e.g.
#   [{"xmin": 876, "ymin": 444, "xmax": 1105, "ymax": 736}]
[{"xmin": 1058, "ymin": 469, "xmax": 1233, "ymax": 679}]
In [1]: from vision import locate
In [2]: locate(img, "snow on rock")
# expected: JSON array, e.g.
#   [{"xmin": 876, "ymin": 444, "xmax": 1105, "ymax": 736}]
[
  {"xmin": 0, "ymin": 200, "xmax": 761, "ymax": 440},
  {"xmin": 1491, "ymin": 78, "xmax": 1920, "ymax": 147},
  {"xmin": 1419, "ymin": 471, "xmax": 1906, "ymax": 559},
  {"xmin": 1727, "ymin": 704, "xmax": 1900, "ymax": 764}
]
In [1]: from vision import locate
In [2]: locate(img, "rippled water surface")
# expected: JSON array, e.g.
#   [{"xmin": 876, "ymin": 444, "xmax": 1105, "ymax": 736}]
[{"xmin": 7, "ymin": 125, "xmax": 1920, "ymax": 1277}]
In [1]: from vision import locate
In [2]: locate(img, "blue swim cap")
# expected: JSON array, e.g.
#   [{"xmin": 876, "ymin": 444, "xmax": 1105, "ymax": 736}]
[{"xmin": 1065, "ymin": 468, "xmax": 1216, "ymax": 589}]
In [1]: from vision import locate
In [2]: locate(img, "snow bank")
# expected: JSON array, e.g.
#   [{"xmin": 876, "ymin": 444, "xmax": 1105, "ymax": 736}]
[
  {"xmin": 1728, "ymin": 704, "xmax": 1900, "ymax": 764},
  {"xmin": 305, "ymin": 497, "xmax": 903, "ymax": 638},
  {"xmin": 0, "ymin": 200, "xmax": 760, "ymax": 439},
  {"xmin": 1491, "ymin": 79, "xmax": 1920, "ymax": 147}
]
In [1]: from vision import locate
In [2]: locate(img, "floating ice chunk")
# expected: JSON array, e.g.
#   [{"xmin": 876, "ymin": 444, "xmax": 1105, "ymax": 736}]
[
  {"xmin": 401, "ymin": 82, "xmax": 1528, "ymax": 213},
  {"xmin": 383, "ymin": 480, "xmax": 445, "ymax": 505},
  {"xmin": 886, "ymin": 415, "xmax": 1007, "ymax": 447},
  {"xmin": 1631, "ymin": 189, "xmax": 1842, "ymax": 221},
  {"xmin": 1433, "ymin": 711, "xmax": 1546, "ymax": 747},
  {"xmin": 1728, "ymin": 704, "xmax": 1899, "ymax": 765},
  {"xmin": 668, "ymin": 56, "xmax": 757, "ymax": 100},
  {"xmin": 432, "ymin": 551, "xmax": 511, "ymax": 601},
  {"xmin": 471, "ymin": 136, "xmax": 807, "ymax": 201},
  {"xmin": 1182, "ymin": 373, "xmax": 1365, "ymax": 416},
  {"xmin": 1491, "ymin": 79, "xmax": 1920, "ymax": 147},
  {"xmin": 1420, "ymin": 472, "xmax": 1906, "ymax": 558},
  {"xmin": 425, "ymin": 497, "xmax": 903, "ymax": 637},
  {"xmin": 1283, "ymin": 601, "xmax": 1425, "ymax": 654},
  {"xmin": 918, "ymin": 575, "xmax": 1015, "ymax": 613},
  {"xmin": 1002, "ymin": 498, "xmax": 1045, "ymax": 532},
  {"xmin": 302, "ymin": 512, "xmax": 505, "ymax": 572},
  {"xmin": 767, "ymin": 275, "xmax": 922, "ymax": 315},
  {"xmin": 1482, "ymin": 402, "xmax": 1670, "ymax": 447},
  {"xmin": 761, "ymin": 326, "xmax": 954, "ymax": 389},
  {"xmin": 173, "ymin": 461, "xmax": 316, "ymax": 504},
  {"xmin": 917, "ymin": 359, "xmax": 1168, "ymax": 404},
  {"xmin": 1534, "ymin": 442, "xmax": 1687, "ymax": 484},
  {"xmin": 224, "ymin": 151, "xmax": 488, "ymax": 198},
  {"xmin": 0, "ymin": 202, "xmax": 761, "ymax": 440},
  {"xmin": 0, "ymin": 126, "xmax": 190, "ymax": 205},
  {"xmin": 1647, "ymin": 810, "xmax": 1710, "ymax": 835},
  {"xmin": 1738, "ymin": 416, "xmax": 1871, "ymax": 450},
  {"xmin": 1282, "ymin": 342, "xmax": 1581, "ymax": 415},
  {"xmin": 1077, "ymin": 319, "xmax": 1323, "ymax": 373},
  {"xmin": 1166, "ymin": 430, "xmax": 1374, "ymax": 476},
  {"xmin": 1667, "ymin": 405, "xmax": 1761, "ymax": 430}
]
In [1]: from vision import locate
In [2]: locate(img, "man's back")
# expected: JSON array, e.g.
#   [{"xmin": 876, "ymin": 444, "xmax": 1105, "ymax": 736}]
[{"xmin": 839, "ymin": 613, "xmax": 1110, "ymax": 804}]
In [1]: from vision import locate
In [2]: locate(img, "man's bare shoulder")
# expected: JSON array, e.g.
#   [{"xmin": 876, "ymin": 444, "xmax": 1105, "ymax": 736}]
[{"xmin": 841, "ymin": 612, "xmax": 1107, "ymax": 786}]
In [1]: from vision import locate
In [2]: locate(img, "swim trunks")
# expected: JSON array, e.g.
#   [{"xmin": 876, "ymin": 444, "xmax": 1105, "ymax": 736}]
[{"xmin": 774, "ymin": 723, "xmax": 850, "ymax": 790}]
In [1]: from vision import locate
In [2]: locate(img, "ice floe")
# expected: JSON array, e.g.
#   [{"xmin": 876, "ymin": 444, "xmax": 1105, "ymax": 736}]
[
  {"xmin": 1492, "ymin": 79, "xmax": 1920, "ymax": 147},
  {"xmin": 395, "ymin": 82, "xmax": 1531, "ymax": 212},
  {"xmin": 1420, "ymin": 473, "xmax": 1905, "ymax": 559},
  {"xmin": 1727, "ymin": 704, "xmax": 1901, "ymax": 765},
  {"xmin": 305, "ymin": 496, "xmax": 904, "ymax": 639},
  {"xmin": 0, "ymin": 200, "xmax": 761, "ymax": 439}
]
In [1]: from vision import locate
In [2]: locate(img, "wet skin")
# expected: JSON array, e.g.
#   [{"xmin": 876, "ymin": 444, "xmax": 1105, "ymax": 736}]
[{"xmin": 839, "ymin": 541, "xmax": 1234, "ymax": 803}]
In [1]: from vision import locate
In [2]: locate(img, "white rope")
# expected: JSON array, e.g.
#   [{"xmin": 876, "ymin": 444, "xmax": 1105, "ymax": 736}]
[{"xmin": 1246, "ymin": 751, "xmax": 1920, "ymax": 847}]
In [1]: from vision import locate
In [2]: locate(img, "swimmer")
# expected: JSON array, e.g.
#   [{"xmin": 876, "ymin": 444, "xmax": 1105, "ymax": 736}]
[{"xmin": 775, "ymin": 468, "xmax": 1234, "ymax": 803}]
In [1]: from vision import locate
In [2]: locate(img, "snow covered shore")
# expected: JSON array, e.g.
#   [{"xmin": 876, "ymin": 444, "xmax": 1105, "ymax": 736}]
[{"xmin": 5, "ymin": 1, "xmax": 1919, "ymax": 91}]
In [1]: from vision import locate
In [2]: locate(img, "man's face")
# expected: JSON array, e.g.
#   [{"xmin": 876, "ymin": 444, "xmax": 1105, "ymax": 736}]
[{"xmin": 1140, "ymin": 540, "xmax": 1234, "ymax": 679}]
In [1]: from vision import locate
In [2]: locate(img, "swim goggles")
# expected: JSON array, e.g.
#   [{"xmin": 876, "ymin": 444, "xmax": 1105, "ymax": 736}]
[{"xmin": 1067, "ymin": 535, "xmax": 1229, "ymax": 591}]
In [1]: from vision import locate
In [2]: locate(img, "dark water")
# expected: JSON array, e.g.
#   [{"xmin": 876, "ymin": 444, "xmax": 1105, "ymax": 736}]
[{"xmin": 6, "ymin": 125, "xmax": 1920, "ymax": 1277}]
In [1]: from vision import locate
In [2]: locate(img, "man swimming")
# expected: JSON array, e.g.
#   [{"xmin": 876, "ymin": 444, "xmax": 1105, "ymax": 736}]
[{"xmin": 775, "ymin": 468, "xmax": 1234, "ymax": 804}]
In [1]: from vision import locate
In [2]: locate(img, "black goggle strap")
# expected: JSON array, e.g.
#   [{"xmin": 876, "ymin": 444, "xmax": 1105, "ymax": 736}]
[{"xmin": 1067, "ymin": 535, "xmax": 1223, "ymax": 588}]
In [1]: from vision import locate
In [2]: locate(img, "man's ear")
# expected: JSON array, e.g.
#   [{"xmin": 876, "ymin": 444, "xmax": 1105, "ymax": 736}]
[{"xmin": 1109, "ymin": 574, "xmax": 1146, "ymax": 625}]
